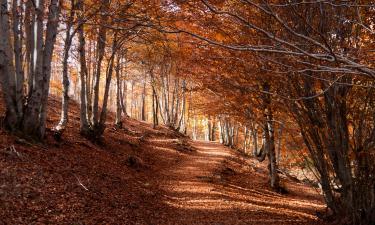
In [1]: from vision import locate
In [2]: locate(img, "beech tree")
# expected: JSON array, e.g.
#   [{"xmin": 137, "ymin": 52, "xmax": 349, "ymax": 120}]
[{"xmin": 0, "ymin": 0, "xmax": 60, "ymax": 139}]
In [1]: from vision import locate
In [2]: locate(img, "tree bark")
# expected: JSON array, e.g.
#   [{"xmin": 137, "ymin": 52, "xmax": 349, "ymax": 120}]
[
  {"xmin": 141, "ymin": 74, "xmax": 146, "ymax": 121},
  {"xmin": 92, "ymin": 0, "xmax": 109, "ymax": 127},
  {"xmin": 262, "ymin": 82, "xmax": 279, "ymax": 190},
  {"xmin": 77, "ymin": 5, "xmax": 91, "ymax": 135},
  {"xmin": 21, "ymin": 0, "xmax": 60, "ymax": 139},
  {"xmin": 211, "ymin": 117, "xmax": 216, "ymax": 141},
  {"xmin": 150, "ymin": 70, "xmax": 159, "ymax": 128},
  {"xmin": 120, "ymin": 78, "xmax": 128, "ymax": 116},
  {"xmin": 12, "ymin": 0, "xmax": 24, "ymax": 119},
  {"xmin": 0, "ymin": 0, "xmax": 19, "ymax": 130},
  {"xmin": 98, "ymin": 34, "xmax": 117, "ymax": 134},
  {"xmin": 55, "ymin": 0, "xmax": 75, "ymax": 135},
  {"xmin": 115, "ymin": 54, "xmax": 122, "ymax": 128},
  {"xmin": 38, "ymin": 0, "xmax": 61, "ymax": 138},
  {"xmin": 24, "ymin": 0, "xmax": 34, "ymax": 97},
  {"xmin": 177, "ymin": 79, "xmax": 186, "ymax": 131}
]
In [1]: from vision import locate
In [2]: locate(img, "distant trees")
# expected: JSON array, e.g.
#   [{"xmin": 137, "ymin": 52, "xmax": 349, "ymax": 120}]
[
  {"xmin": 56, "ymin": 0, "xmax": 150, "ymax": 139},
  {"xmin": 134, "ymin": 37, "xmax": 190, "ymax": 132},
  {"xmin": 169, "ymin": 0, "xmax": 375, "ymax": 224}
]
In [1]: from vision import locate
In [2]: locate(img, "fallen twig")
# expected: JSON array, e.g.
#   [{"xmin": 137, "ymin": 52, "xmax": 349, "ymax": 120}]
[{"xmin": 74, "ymin": 174, "xmax": 89, "ymax": 191}]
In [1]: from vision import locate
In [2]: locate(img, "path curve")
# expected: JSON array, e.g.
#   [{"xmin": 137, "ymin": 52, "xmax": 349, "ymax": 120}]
[{"xmin": 156, "ymin": 140, "xmax": 326, "ymax": 225}]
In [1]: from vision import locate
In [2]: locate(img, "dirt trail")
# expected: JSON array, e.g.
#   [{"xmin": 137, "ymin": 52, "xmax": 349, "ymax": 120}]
[
  {"xmin": 153, "ymin": 140, "xmax": 326, "ymax": 225},
  {"xmin": 0, "ymin": 102, "xmax": 327, "ymax": 225}
]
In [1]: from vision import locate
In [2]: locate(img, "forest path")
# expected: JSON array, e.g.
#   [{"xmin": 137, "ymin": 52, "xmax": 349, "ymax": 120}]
[{"xmin": 155, "ymin": 140, "xmax": 327, "ymax": 225}]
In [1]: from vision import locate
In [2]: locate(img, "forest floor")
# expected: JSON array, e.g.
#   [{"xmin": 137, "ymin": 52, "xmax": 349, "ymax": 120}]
[{"xmin": 0, "ymin": 95, "xmax": 328, "ymax": 225}]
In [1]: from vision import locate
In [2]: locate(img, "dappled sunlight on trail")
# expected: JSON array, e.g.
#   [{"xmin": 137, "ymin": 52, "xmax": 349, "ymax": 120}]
[{"xmin": 157, "ymin": 141, "xmax": 326, "ymax": 225}]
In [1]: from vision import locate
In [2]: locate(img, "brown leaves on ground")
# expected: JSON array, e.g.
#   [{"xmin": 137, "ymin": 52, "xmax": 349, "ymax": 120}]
[{"xmin": 0, "ymin": 96, "xmax": 328, "ymax": 225}]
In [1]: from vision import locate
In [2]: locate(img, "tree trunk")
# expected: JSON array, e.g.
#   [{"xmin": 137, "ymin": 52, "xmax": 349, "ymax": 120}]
[
  {"xmin": 86, "ymin": 39, "xmax": 94, "ymax": 122},
  {"xmin": 55, "ymin": 0, "xmax": 75, "ymax": 136},
  {"xmin": 171, "ymin": 77, "xmax": 179, "ymax": 126},
  {"xmin": 24, "ymin": 0, "xmax": 34, "ymax": 97},
  {"xmin": 130, "ymin": 81, "xmax": 134, "ymax": 117},
  {"xmin": 219, "ymin": 119, "xmax": 225, "ymax": 144},
  {"xmin": 243, "ymin": 126, "xmax": 249, "ymax": 154},
  {"xmin": 150, "ymin": 70, "xmax": 159, "ymax": 128},
  {"xmin": 162, "ymin": 75, "xmax": 170, "ymax": 125},
  {"xmin": 0, "ymin": 0, "xmax": 19, "ymax": 131},
  {"xmin": 251, "ymin": 124, "xmax": 260, "ymax": 158},
  {"xmin": 234, "ymin": 124, "xmax": 239, "ymax": 147},
  {"xmin": 37, "ymin": 0, "xmax": 61, "ymax": 138},
  {"xmin": 141, "ymin": 75, "xmax": 146, "ymax": 121},
  {"xmin": 19, "ymin": 0, "xmax": 45, "ymax": 137},
  {"xmin": 77, "ymin": 3, "xmax": 90, "ymax": 136},
  {"xmin": 177, "ymin": 79, "xmax": 186, "ymax": 131},
  {"xmin": 92, "ymin": 0, "xmax": 109, "ymax": 127},
  {"xmin": 21, "ymin": 0, "xmax": 60, "ymax": 139},
  {"xmin": 262, "ymin": 82, "xmax": 279, "ymax": 190},
  {"xmin": 192, "ymin": 116, "xmax": 197, "ymax": 140},
  {"xmin": 120, "ymin": 79, "xmax": 128, "ymax": 116},
  {"xmin": 276, "ymin": 123, "xmax": 284, "ymax": 163},
  {"xmin": 98, "ymin": 34, "xmax": 117, "ymax": 135},
  {"xmin": 12, "ymin": 0, "xmax": 24, "ymax": 120},
  {"xmin": 119, "ymin": 58, "xmax": 128, "ymax": 117},
  {"xmin": 211, "ymin": 117, "xmax": 216, "ymax": 141},
  {"xmin": 207, "ymin": 117, "xmax": 212, "ymax": 141},
  {"xmin": 115, "ymin": 54, "xmax": 122, "ymax": 128}
]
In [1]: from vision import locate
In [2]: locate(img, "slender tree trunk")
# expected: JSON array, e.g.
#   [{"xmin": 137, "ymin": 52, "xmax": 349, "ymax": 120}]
[
  {"xmin": 262, "ymin": 82, "xmax": 279, "ymax": 190},
  {"xmin": 38, "ymin": 0, "xmax": 61, "ymax": 138},
  {"xmin": 0, "ymin": 0, "xmax": 19, "ymax": 130},
  {"xmin": 152, "ymin": 89, "xmax": 157, "ymax": 127},
  {"xmin": 225, "ymin": 120, "xmax": 231, "ymax": 146},
  {"xmin": 130, "ymin": 81, "xmax": 134, "ymax": 117},
  {"xmin": 77, "ymin": 3, "xmax": 90, "ymax": 135},
  {"xmin": 92, "ymin": 0, "xmax": 109, "ymax": 127},
  {"xmin": 55, "ymin": 0, "xmax": 75, "ymax": 135},
  {"xmin": 150, "ymin": 71, "xmax": 159, "ymax": 128},
  {"xmin": 12, "ymin": 0, "xmax": 24, "ymax": 119},
  {"xmin": 231, "ymin": 125, "xmax": 235, "ymax": 148},
  {"xmin": 211, "ymin": 118, "xmax": 216, "ymax": 141},
  {"xmin": 155, "ymin": 91, "xmax": 159, "ymax": 126},
  {"xmin": 173, "ymin": 82, "xmax": 180, "ymax": 127},
  {"xmin": 120, "ymin": 79, "xmax": 128, "ymax": 116},
  {"xmin": 171, "ymin": 77, "xmax": 179, "ymax": 126},
  {"xmin": 251, "ymin": 124, "xmax": 259, "ymax": 157},
  {"xmin": 24, "ymin": 0, "xmax": 34, "ymax": 96},
  {"xmin": 119, "ymin": 59, "xmax": 128, "ymax": 116},
  {"xmin": 232, "ymin": 123, "xmax": 239, "ymax": 147},
  {"xmin": 162, "ymin": 75, "xmax": 170, "ymax": 125},
  {"xmin": 183, "ymin": 88, "xmax": 192, "ymax": 135},
  {"xmin": 192, "ymin": 116, "xmax": 197, "ymax": 140},
  {"xmin": 243, "ymin": 126, "xmax": 248, "ymax": 154},
  {"xmin": 207, "ymin": 116, "xmax": 212, "ymax": 141},
  {"xmin": 158, "ymin": 90, "xmax": 166, "ymax": 124},
  {"xmin": 115, "ymin": 54, "xmax": 122, "ymax": 128},
  {"xmin": 276, "ymin": 123, "xmax": 284, "ymax": 163},
  {"xmin": 98, "ymin": 34, "xmax": 117, "ymax": 134},
  {"xmin": 141, "ymin": 75, "xmax": 146, "ymax": 121},
  {"xmin": 86, "ymin": 39, "xmax": 94, "ymax": 122},
  {"xmin": 177, "ymin": 80, "xmax": 186, "ymax": 131}
]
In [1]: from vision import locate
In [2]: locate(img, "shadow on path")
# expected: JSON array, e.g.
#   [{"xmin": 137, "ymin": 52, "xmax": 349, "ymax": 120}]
[{"xmin": 155, "ymin": 140, "xmax": 326, "ymax": 225}]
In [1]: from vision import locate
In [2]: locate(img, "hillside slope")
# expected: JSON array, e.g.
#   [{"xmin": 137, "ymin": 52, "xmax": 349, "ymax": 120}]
[{"xmin": 0, "ymin": 96, "xmax": 326, "ymax": 225}]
